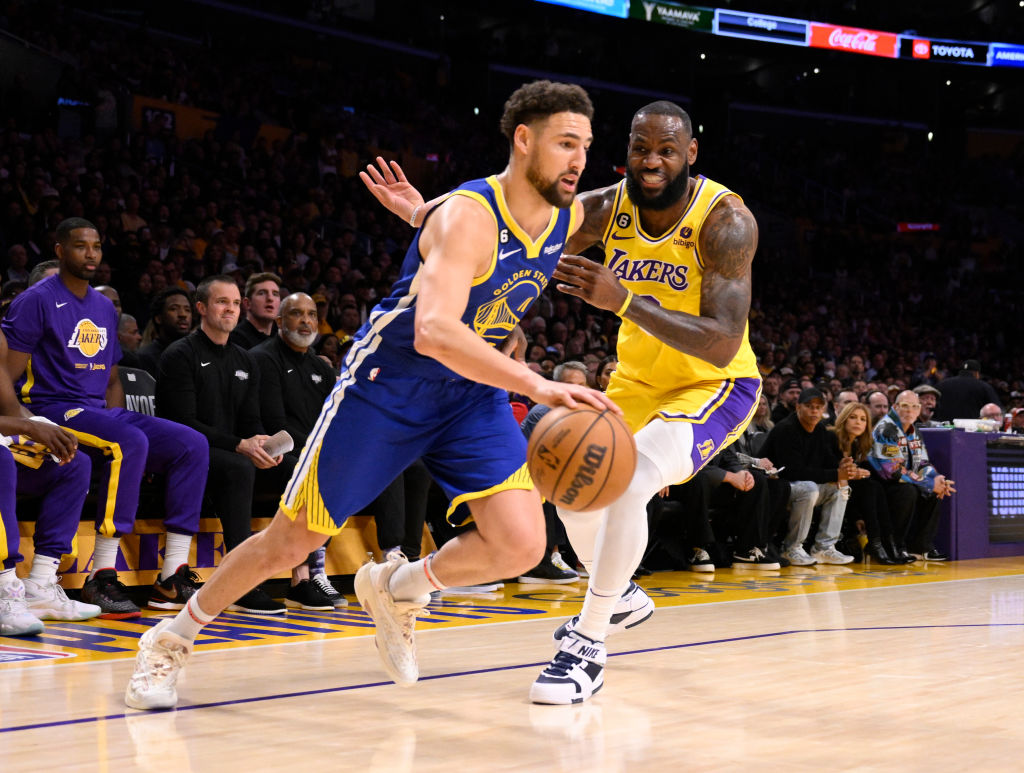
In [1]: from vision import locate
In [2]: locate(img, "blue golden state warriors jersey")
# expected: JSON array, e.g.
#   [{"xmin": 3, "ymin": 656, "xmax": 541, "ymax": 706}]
[{"xmin": 354, "ymin": 175, "xmax": 578, "ymax": 380}]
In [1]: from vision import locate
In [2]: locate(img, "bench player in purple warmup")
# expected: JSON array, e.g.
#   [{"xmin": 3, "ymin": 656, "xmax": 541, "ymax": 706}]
[{"xmin": 2, "ymin": 219, "xmax": 210, "ymax": 618}]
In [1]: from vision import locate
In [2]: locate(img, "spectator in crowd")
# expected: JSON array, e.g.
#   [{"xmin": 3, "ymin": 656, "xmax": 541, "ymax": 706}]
[
  {"xmin": 118, "ymin": 313, "xmax": 142, "ymax": 353},
  {"xmin": 28, "ymin": 260, "xmax": 59, "ymax": 286},
  {"xmin": 866, "ymin": 390, "xmax": 890, "ymax": 425},
  {"xmin": 251, "ymin": 292, "xmax": 343, "ymax": 609},
  {"xmin": 760, "ymin": 387, "xmax": 860, "ymax": 566},
  {"xmin": 913, "ymin": 384, "xmax": 942, "ymax": 428},
  {"xmin": 705, "ymin": 445, "xmax": 784, "ymax": 569},
  {"xmin": 1007, "ymin": 408, "xmax": 1024, "ymax": 435},
  {"xmin": 761, "ymin": 370, "xmax": 781, "ymax": 412},
  {"xmin": 831, "ymin": 402, "xmax": 909, "ymax": 564},
  {"xmin": 933, "ymin": 360, "xmax": 1001, "ymax": 422},
  {"xmin": 5, "ymin": 245, "xmax": 30, "ymax": 284},
  {"xmin": 156, "ymin": 274, "xmax": 292, "ymax": 614},
  {"xmin": 770, "ymin": 377, "xmax": 801, "ymax": 423},
  {"xmin": 980, "ymin": 403, "xmax": 1004, "ymax": 427},
  {"xmin": 229, "ymin": 272, "xmax": 282, "ymax": 350},
  {"xmin": 834, "ymin": 389, "xmax": 859, "ymax": 417},
  {"xmin": 595, "ymin": 355, "xmax": 617, "ymax": 392},
  {"xmin": 95, "ymin": 285, "xmax": 122, "ymax": 313},
  {"xmin": 137, "ymin": 287, "xmax": 193, "ymax": 377},
  {"xmin": 869, "ymin": 390, "xmax": 955, "ymax": 561},
  {"xmin": 2, "ymin": 218, "xmax": 209, "ymax": 618}
]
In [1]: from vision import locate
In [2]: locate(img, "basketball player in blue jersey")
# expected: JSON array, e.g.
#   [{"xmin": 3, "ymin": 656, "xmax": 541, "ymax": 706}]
[
  {"xmin": 125, "ymin": 80, "xmax": 619, "ymax": 710},
  {"xmin": 362, "ymin": 100, "xmax": 761, "ymax": 705}
]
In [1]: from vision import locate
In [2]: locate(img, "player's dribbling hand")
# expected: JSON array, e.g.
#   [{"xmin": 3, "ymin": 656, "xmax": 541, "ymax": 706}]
[
  {"xmin": 358, "ymin": 157, "xmax": 424, "ymax": 223},
  {"xmin": 530, "ymin": 379, "xmax": 622, "ymax": 415},
  {"xmin": 553, "ymin": 254, "xmax": 629, "ymax": 313}
]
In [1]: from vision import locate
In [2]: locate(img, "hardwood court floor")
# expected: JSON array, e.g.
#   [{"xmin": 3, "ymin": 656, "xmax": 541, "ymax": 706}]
[{"xmin": 3, "ymin": 558, "xmax": 1023, "ymax": 772}]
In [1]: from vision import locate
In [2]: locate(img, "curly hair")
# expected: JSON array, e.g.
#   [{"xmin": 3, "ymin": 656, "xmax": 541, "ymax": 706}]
[{"xmin": 499, "ymin": 80, "xmax": 593, "ymax": 146}]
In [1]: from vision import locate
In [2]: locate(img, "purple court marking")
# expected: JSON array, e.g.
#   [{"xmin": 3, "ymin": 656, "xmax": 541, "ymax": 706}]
[{"xmin": 3, "ymin": 622, "xmax": 1022, "ymax": 736}]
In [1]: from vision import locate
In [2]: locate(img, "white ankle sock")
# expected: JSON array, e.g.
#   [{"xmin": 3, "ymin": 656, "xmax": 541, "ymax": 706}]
[
  {"xmin": 388, "ymin": 554, "xmax": 443, "ymax": 601},
  {"xmin": 161, "ymin": 533, "xmax": 193, "ymax": 580},
  {"xmin": 167, "ymin": 595, "xmax": 216, "ymax": 643},
  {"xmin": 28, "ymin": 555, "xmax": 60, "ymax": 586},
  {"xmin": 0, "ymin": 567, "xmax": 17, "ymax": 585},
  {"xmin": 89, "ymin": 536, "xmax": 121, "ymax": 578}
]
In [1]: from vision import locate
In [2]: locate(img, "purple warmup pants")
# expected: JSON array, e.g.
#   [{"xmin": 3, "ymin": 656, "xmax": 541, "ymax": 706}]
[
  {"xmin": 31, "ymin": 405, "xmax": 208, "ymax": 539},
  {"xmin": 2, "ymin": 447, "xmax": 90, "ymax": 569}
]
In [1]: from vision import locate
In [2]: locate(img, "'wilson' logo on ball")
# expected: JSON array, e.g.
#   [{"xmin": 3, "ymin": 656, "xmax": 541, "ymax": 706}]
[{"xmin": 558, "ymin": 443, "xmax": 608, "ymax": 506}]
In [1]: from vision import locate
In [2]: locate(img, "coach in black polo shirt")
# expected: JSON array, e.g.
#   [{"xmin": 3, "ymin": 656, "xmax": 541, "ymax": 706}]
[
  {"xmin": 156, "ymin": 274, "xmax": 292, "ymax": 614},
  {"xmin": 251, "ymin": 292, "xmax": 335, "ymax": 456}
]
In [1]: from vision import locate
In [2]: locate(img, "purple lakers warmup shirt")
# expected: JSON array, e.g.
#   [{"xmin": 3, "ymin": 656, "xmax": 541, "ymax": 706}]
[{"xmin": 2, "ymin": 275, "xmax": 121, "ymax": 409}]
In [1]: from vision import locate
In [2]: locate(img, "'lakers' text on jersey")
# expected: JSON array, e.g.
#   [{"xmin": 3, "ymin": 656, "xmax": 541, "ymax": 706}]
[
  {"xmin": 362, "ymin": 175, "xmax": 579, "ymax": 380},
  {"xmin": 603, "ymin": 175, "xmax": 759, "ymax": 392}
]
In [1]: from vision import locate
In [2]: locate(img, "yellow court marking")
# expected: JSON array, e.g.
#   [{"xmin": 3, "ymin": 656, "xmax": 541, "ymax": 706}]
[{"xmin": 1, "ymin": 557, "xmax": 1022, "ymax": 670}]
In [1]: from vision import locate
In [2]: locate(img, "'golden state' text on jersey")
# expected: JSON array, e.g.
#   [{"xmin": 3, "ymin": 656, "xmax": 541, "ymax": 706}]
[
  {"xmin": 603, "ymin": 175, "xmax": 759, "ymax": 392},
  {"xmin": 363, "ymin": 175, "xmax": 579, "ymax": 380}
]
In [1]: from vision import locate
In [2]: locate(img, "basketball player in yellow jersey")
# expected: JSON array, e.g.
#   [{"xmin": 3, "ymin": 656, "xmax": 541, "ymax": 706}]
[{"xmin": 361, "ymin": 100, "xmax": 760, "ymax": 704}]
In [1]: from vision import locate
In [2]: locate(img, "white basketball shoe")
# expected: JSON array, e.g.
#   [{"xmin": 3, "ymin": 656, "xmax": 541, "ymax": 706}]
[
  {"xmin": 552, "ymin": 581, "xmax": 654, "ymax": 642},
  {"xmin": 354, "ymin": 552, "xmax": 429, "ymax": 687},
  {"xmin": 530, "ymin": 630, "xmax": 606, "ymax": 705},
  {"xmin": 125, "ymin": 619, "xmax": 193, "ymax": 710}
]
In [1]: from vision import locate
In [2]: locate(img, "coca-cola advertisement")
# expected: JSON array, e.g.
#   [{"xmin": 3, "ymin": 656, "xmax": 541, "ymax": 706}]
[{"xmin": 809, "ymin": 23, "xmax": 899, "ymax": 58}]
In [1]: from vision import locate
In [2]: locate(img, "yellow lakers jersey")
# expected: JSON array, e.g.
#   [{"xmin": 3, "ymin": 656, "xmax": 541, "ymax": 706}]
[{"xmin": 603, "ymin": 175, "xmax": 759, "ymax": 391}]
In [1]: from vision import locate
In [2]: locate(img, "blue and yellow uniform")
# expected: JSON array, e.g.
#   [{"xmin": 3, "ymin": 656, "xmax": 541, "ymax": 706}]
[
  {"xmin": 282, "ymin": 176, "xmax": 580, "ymax": 534},
  {"xmin": 602, "ymin": 176, "xmax": 761, "ymax": 478}
]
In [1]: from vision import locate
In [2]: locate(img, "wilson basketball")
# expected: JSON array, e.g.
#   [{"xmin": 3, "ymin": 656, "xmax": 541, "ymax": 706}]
[{"xmin": 526, "ymin": 405, "xmax": 637, "ymax": 511}]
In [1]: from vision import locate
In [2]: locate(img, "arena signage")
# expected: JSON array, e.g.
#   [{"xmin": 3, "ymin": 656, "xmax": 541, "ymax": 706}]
[
  {"xmin": 990, "ymin": 43, "xmax": 1024, "ymax": 68},
  {"xmin": 714, "ymin": 10, "xmax": 808, "ymax": 46},
  {"xmin": 630, "ymin": 1, "xmax": 713, "ymax": 32},
  {"xmin": 809, "ymin": 23, "xmax": 899, "ymax": 58},
  {"xmin": 900, "ymin": 38, "xmax": 989, "ymax": 64}
]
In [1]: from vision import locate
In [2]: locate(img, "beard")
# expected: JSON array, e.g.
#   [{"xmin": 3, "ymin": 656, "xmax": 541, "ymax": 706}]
[
  {"xmin": 624, "ymin": 162, "xmax": 690, "ymax": 211},
  {"xmin": 526, "ymin": 158, "xmax": 575, "ymax": 209},
  {"xmin": 283, "ymin": 327, "xmax": 317, "ymax": 350}
]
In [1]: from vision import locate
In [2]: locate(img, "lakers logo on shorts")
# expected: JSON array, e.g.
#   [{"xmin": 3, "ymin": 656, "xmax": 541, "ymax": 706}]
[
  {"xmin": 696, "ymin": 439, "xmax": 715, "ymax": 460},
  {"xmin": 64, "ymin": 408, "xmax": 84, "ymax": 421},
  {"xmin": 66, "ymin": 319, "xmax": 108, "ymax": 358}
]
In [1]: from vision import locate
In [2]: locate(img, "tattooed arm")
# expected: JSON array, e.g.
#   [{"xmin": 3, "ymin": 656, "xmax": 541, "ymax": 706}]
[
  {"xmin": 554, "ymin": 195, "xmax": 757, "ymax": 368},
  {"xmin": 565, "ymin": 187, "xmax": 616, "ymax": 254}
]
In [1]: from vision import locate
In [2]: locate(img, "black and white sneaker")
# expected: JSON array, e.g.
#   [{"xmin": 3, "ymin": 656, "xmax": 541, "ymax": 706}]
[
  {"xmin": 81, "ymin": 569, "xmax": 141, "ymax": 620},
  {"xmin": 553, "ymin": 581, "xmax": 654, "ymax": 642},
  {"xmin": 227, "ymin": 586, "xmax": 287, "ymax": 615},
  {"xmin": 921, "ymin": 549, "xmax": 949, "ymax": 561},
  {"xmin": 147, "ymin": 565, "xmax": 201, "ymax": 611},
  {"xmin": 285, "ymin": 579, "xmax": 334, "ymax": 611},
  {"xmin": 530, "ymin": 630, "xmax": 606, "ymax": 705},
  {"xmin": 732, "ymin": 546, "xmax": 782, "ymax": 570},
  {"xmin": 687, "ymin": 547, "xmax": 715, "ymax": 572},
  {"xmin": 311, "ymin": 573, "xmax": 348, "ymax": 608}
]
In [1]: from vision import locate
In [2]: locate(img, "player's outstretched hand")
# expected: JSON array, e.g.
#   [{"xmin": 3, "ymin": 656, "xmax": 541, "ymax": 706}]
[
  {"xmin": 358, "ymin": 156, "xmax": 424, "ymax": 223},
  {"xmin": 553, "ymin": 254, "xmax": 629, "ymax": 313},
  {"xmin": 529, "ymin": 379, "xmax": 622, "ymax": 415}
]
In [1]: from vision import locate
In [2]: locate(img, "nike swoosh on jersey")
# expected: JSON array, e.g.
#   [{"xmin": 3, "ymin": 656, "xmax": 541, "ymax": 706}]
[
  {"xmin": 56, "ymin": 302, "xmax": 68, "ymax": 308},
  {"xmin": 287, "ymin": 369, "xmax": 294, "ymax": 373},
  {"xmin": 498, "ymin": 248, "xmax": 522, "ymax": 260},
  {"xmin": 609, "ymin": 233, "xmax": 633, "ymax": 240},
  {"xmin": 200, "ymin": 362, "xmax": 211, "ymax": 367}
]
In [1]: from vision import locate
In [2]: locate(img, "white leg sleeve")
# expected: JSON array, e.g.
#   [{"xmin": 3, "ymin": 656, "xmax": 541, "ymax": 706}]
[{"xmin": 574, "ymin": 419, "xmax": 696, "ymax": 641}]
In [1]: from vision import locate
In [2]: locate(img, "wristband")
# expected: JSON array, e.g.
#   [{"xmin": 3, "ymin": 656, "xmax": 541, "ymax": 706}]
[
  {"xmin": 409, "ymin": 205, "xmax": 422, "ymax": 228},
  {"xmin": 615, "ymin": 289, "xmax": 633, "ymax": 317}
]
